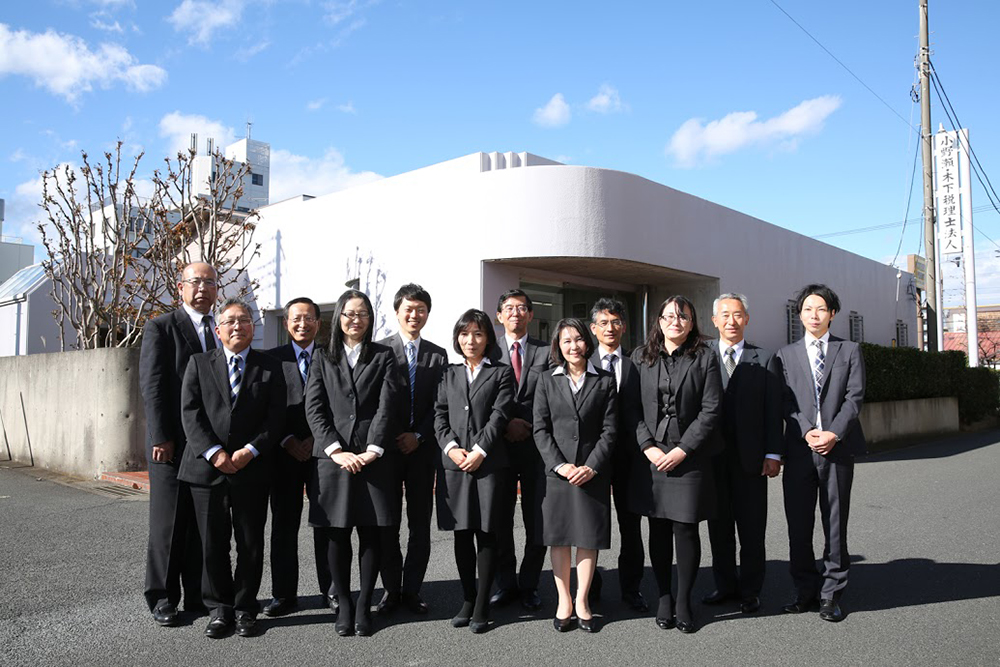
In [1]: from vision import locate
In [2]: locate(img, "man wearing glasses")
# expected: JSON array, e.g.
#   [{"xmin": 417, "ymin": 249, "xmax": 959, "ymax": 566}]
[
  {"xmin": 139, "ymin": 262, "xmax": 221, "ymax": 627},
  {"xmin": 263, "ymin": 297, "xmax": 334, "ymax": 618},
  {"xmin": 589, "ymin": 297, "xmax": 648, "ymax": 612},
  {"xmin": 178, "ymin": 298, "xmax": 285, "ymax": 638}
]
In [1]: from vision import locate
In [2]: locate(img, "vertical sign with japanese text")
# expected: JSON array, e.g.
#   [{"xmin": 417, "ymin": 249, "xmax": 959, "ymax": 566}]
[{"xmin": 933, "ymin": 129, "xmax": 969, "ymax": 257}]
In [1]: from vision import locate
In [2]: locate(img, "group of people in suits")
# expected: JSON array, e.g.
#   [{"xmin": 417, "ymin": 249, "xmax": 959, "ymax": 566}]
[{"xmin": 140, "ymin": 263, "xmax": 866, "ymax": 639}]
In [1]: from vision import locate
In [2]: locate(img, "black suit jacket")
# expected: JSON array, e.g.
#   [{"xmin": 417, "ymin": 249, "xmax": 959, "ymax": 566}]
[
  {"xmin": 628, "ymin": 345, "xmax": 723, "ymax": 458},
  {"xmin": 377, "ymin": 335, "xmax": 449, "ymax": 449},
  {"xmin": 434, "ymin": 362, "xmax": 515, "ymax": 475},
  {"xmin": 532, "ymin": 367, "xmax": 617, "ymax": 478},
  {"xmin": 177, "ymin": 347, "xmax": 286, "ymax": 486},
  {"xmin": 304, "ymin": 344, "xmax": 398, "ymax": 456},
  {"xmin": 265, "ymin": 343, "xmax": 313, "ymax": 442},
  {"xmin": 139, "ymin": 308, "xmax": 208, "ymax": 460},
  {"xmin": 590, "ymin": 348, "xmax": 640, "ymax": 455},
  {"xmin": 713, "ymin": 340, "xmax": 784, "ymax": 473},
  {"xmin": 490, "ymin": 334, "xmax": 552, "ymax": 423},
  {"xmin": 775, "ymin": 335, "xmax": 867, "ymax": 462}
]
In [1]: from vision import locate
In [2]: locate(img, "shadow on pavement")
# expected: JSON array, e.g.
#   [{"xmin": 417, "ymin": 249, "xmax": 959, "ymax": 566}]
[{"xmin": 857, "ymin": 429, "xmax": 1000, "ymax": 465}]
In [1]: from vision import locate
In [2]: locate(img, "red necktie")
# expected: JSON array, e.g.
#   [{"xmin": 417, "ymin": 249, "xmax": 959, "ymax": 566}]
[{"xmin": 511, "ymin": 341, "xmax": 522, "ymax": 384}]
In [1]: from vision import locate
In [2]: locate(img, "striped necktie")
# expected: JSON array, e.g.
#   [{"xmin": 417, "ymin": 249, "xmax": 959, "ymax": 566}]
[
  {"xmin": 812, "ymin": 339, "xmax": 825, "ymax": 407},
  {"xmin": 229, "ymin": 355, "xmax": 243, "ymax": 406},
  {"xmin": 406, "ymin": 341, "xmax": 417, "ymax": 427},
  {"xmin": 724, "ymin": 346, "xmax": 736, "ymax": 377},
  {"xmin": 298, "ymin": 349, "xmax": 310, "ymax": 386},
  {"xmin": 604, "ymin": 354, "xmax": 618, "ymax": 383}
]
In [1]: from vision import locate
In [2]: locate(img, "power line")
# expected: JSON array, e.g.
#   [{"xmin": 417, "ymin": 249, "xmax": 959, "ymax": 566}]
[
  {"xmin": 811, "ymin": 203, "xmax": 997, "ymax": 239},
  {"xmin": 767, "ymin": 0, "xmax": 917, "ymax": 131},
  {"xmin": 891, "ymin": 127, "xmax": 922, "ymax": 268}
]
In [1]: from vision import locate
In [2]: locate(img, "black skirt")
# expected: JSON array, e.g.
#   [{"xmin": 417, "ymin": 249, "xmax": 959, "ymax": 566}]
[{"xmin": 538, "ymin": 473, "xmax": 611, "ymax": 550}]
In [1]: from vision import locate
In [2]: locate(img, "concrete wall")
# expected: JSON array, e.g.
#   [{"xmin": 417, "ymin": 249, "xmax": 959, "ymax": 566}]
[
  {"xmin": 0, "ymin": 348, "xmax": 146, "ymax": 478},
  {"xmin": 861, "ymin": 397, "xmax": 960, "ymax": 444}
]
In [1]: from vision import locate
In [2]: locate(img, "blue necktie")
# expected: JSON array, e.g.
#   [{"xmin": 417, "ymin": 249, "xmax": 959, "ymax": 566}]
[
  {"xmin": 229, "ymin": 355, "xmax": 243, "ymax": 406},
  {"xmin": 298, "ymin": 349, "xmax": 310, "ymax": 386},
  {"xmin": 406, "ymin": 341, "xmax": 417, "ymax": 427}
]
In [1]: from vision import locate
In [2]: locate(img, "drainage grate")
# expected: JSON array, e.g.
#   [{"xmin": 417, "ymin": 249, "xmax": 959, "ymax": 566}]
[{"xmin": 89, "ymin": 484, "xmax": 149, "ymax": 499}]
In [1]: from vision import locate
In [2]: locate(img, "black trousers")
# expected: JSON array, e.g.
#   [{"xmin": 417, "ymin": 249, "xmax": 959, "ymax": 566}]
[
  {"xmin": 144, "ymin": 460, "xmax": 202, "ymax": 611},
  {"xmin": 707, "ymin": 451, "xmax": 768, "ymax": 599},
  {"xmin": 189, "ymin": 479, "xmax": 269, "ymax": 619},
  {"xmin": 648, "ymin": 518, "xmax": 701, "ymax": 623},
  {"xmin": 380, "ymin": 445, "xmax": 436, "ymax": 596},
  {"xmin": 494, "ymin": 442, "xmax": 547, "ymax": 592},
  {"xmin": 613, "ymin": 471, "xmax": 646, "ymax": 595},
  {"xmin": 783, "ymin": 448, "xmax": 854, "ymax": 601}
]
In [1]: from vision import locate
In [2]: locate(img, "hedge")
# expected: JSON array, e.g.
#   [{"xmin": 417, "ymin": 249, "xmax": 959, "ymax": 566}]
[{"xmin": 861, "ymin": 343, "xmax": 999, "ymax": 424}]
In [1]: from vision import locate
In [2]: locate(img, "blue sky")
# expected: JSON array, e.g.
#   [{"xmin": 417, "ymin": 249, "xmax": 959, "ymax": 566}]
[{"xmin": 2, "ymin": 0, "xmax": 998, "ymax": 304}]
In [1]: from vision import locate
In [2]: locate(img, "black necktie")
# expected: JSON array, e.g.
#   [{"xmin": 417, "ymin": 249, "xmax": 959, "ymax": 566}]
[{"xmin": 202, "ymin": 315, "xmax": 217, "ymax": 351}]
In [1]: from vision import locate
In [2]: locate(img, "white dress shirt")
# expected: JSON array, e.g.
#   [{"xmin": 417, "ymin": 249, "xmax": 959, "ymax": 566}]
[
  {"xmin": 323, "ymin": 342, "xmax": 386, "ymax": 458},
  {"xmin": 597, "ymin": 344, "xmax": 624, "ymax": 390},
  {"xmin": 717, "ymin": 338, "xmax": 745, "ymax": 365},
  {"xmin": 804, "ymin": 330, "xmax": 832, "ymax": 431},
  {"xmin": 443, "ymin": 357, "xmax": 492, "ymax": 459},
  {"xmin": 202, "ymin": 345, "xmax": 259, "ymax": 462},
  {"xmin": 183, "ymin": 303, "xmax": 220, "ymax": 352},
  {"xmin": 399, "ymin": 333, "xmax": 421, "ymax": 356}
]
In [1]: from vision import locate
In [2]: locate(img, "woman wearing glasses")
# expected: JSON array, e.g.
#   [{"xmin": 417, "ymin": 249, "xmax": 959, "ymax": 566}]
[
  {"xmin": 305, "ymin": 289, "xmax": 399, "ymax": 637},
  {"xmin": 626, "ymin": 296, "xmax": 722, "ymax": 634},
  {"xmin": 434, "ymin": 309, "xmax": 514, "ymax": 633}
]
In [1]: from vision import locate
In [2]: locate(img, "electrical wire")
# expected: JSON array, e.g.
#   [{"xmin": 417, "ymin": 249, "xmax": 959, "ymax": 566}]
[{"xmin": 891, "ymin": 128, "xmax": 922, "ymax": 268}]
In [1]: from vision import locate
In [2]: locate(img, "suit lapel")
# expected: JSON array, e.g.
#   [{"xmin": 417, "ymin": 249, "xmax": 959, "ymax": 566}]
[
  {"xmin": 576, "ymin": 369, "xmax": 599, "ymax": 409},
  {"xmin": 210, "ymin": 348, "xmax": 230, "ymax": 405},
  {"xmin": 553, "ymin": 370, "xmax": 579, "ymax": 417},
  {"xmin": 338, "ymin": 352, "xmax": 356, "ymax": 390},
  {"xmin": 672, "ymin": 352, "xmax": 695, "ymax": 394},
  {"xmin": 716, "ymin": 346, "xmax": 730, "ymax": 390},
  {"xmin": 235, "ymin": 350, "xmax": 261, "ymax": 411},
  {"xmin": 821, "ymin": 337, "xmax": 842, "ymax": 394},
  {"xmin": 469, "ymin": 363, "xmax": 493, "ymax": 399},
  {"xmin": 176, "ymin": 309, "xmax": 204, "ymax": 355}
]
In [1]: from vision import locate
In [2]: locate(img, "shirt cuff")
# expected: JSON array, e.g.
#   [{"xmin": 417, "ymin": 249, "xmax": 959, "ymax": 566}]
[
  {"xmin": 764, "ymin": 453, "xmax": 782, "ymax": 461},
  {"xmin": 471, "ymin": 444, "xmax": 488, "ymax": 458},
  {"xmin": 554, "ymin": 463, "xmax": 570, "ymax": 475},
  {"xmin": 324, "ymin": 442, "xmax": 342, "ymax": 457},
  {"xmin": 280, "ymin": 435, "xmax": 295, "ymax": 449},
  {"xmin": 203, "ymin": 444, "xmax": 223, "ymax": 461},
  {"xmin": 366, "ymin": 445, "xmax": 384, "ymax": 457},
  {"xmin": 245, "ymin": 444, "xmax": 259, "ymax": 458},
  {"xmin": 443, "ymin": 440, "xmax": 459, "ymax": 454}
]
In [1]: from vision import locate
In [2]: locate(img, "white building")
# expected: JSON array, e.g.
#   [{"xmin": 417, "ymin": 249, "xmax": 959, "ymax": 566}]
[
  {"xmin": 0, "ymin": 199, "xmax": 35, "ymax": 285},
  {"xmin": 0, "ymin": 264, "xmax": 59, "ymax": 356},
  {"xmin": 191, "ymin": 136, "xmax": 271, "ymax": 212},
  {"xmin": 247, "ymin": 151, "xmax": 917, "ymax": 355}
]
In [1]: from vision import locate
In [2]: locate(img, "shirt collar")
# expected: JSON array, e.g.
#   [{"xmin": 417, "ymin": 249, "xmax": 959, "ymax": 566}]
[
  {"xmin": 183, "ymin": 303, "xmax": 212, "ymax": 326},
  {"xmin": 552, "ymin": 361, "xmax": 599, "ymax": 376},
  {"xmin": 598, "ymin": 343, "xmax": 623, "ymax": 360},
  {"xmin": 291, "ymin": 340, "xmax": 315, "ymax": 357},
  {"xmin": 805, "ymin": 331, "xmax": 831, "ymax": 346},
  {"xmin": 505, "ymin": 333, "xmax": 528, "ymax": 351},
  {"xmin": 465, "ymin": 356, "xmax": 491, "ymax": 371},
  {"xmin": 719, "ymin": 338, "xmax": 745, "ymax": 355},
  {"xmin": 223, "ymin": 345, "xmax": 250, "ymax": 365},
  {"xmin": 399, "ymin": 333, "xmax": 421, "ymax": 351}
]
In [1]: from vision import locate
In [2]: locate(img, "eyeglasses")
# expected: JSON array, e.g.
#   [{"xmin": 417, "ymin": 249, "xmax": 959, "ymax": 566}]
[
  {"xmin": 218, "ymin": 317, "xmax": 253, "ymax": 328},
  {"xmin": 501, "ymin": 305, "xmax": 529, "ymax": 315},
  {"xmin": 659, "ymin": 313, "xmax": 691, "ymax": 324},
  {"xmin": 594, "ymin": 319, "xmax": 624, "ymax": 330},
  {"xmin": 289, "ymin": 316, "xmax": 318, "ymax": 324},
  {"xmin": 181, "ymin": 278, "xmax": 217, "ymax": 288},
  {"xmin": 341, "ymin": 311, "xmax": 370, "ymax": 321}
]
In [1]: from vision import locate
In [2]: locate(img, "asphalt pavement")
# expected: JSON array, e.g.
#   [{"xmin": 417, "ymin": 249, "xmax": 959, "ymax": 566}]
[{"xmin": 1, "ymin": 430, "xmax": 998, "ymax": 666}]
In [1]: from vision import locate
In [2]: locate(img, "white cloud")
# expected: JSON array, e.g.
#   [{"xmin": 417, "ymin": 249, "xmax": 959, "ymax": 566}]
[
  {"xmin": 533, "ymin": 93, "xmax": 571, "ymax": 128},
  {"xmin": 90, "ymin": 18, "xmax": 124, "ymax": 33},
  {"xmin": 587, "ymin": 84, "xmax": 626, "ymax": 114},
  {"xmin": 0, "ymin": 23, "xmax": 167, "ymax": 103},
  {"xmin": 323, "ymin": 0, "xmax": 379, "ymax": 25},
  {"xmin": 158, "ymin": 111, "xmax": 237, "ymax": 156},
  {"xmin": 306, "ymin": 98, "xmax": 327, "ymax": 111},
  {"xmin": 336, "ymin": 101, "xmax": 356, "ymax": 114},
  {"xmin": 667, "ymin": 95, "xmax": 842, "ymax": 167},
  {"xmin": 235, "ymin": 39, "xmax": 270, "ymax": 62},
  {"xmin": 167, "ymin": 0, "xmax": 247, "ymax": 45},
  {"xmin": 269, "ymin": 148, "xmax": 382, "ymax": 202}
]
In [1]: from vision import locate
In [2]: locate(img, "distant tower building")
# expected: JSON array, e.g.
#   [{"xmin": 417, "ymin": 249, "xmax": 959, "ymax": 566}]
[{"xmin": 190, "ymin": 131, "xmax": 270, "ymax": 212}]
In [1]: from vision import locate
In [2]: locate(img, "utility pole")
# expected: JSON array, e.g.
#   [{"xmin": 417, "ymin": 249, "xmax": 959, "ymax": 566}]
[{"xmin": 919, "ymin": 0, "xmax": 938, "ymax": 352}]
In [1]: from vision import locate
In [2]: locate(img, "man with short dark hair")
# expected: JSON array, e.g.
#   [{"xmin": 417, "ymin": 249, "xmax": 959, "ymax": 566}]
[
  {"xmin": 376, "ymin": 284, "xmax": 448, "ymax": 616},
  {"xmin": 139, "ymin": 261, "xmax": 219, "ymax": 626},
  {"xmin": 263, "ymin": 297, "xmax": 333, "ymax": 618},
  {"xmin": 490, "ymin": 289, "xmax": 552, "ymax": 611},
  {"xmin": 179, "ymin": 298, "xmax": 285, "ymax": 639},
  {"xmin": 776, "ymin": 284, "xmax": 866, "ymax": 623},
  {"xmin": 703, "ymin": 293, "xmax": 782, "ymax": 615},
  {"xmin": 588, "ymin": 297, "xmax": 648, "ymax": 611}
]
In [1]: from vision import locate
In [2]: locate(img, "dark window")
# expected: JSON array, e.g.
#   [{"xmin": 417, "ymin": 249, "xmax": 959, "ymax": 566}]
[
  {"xmin": 849, "ymin": 311, "xmax": 864, "ymax": 343},
  {"xmin": 786, "ymin": 300, "xmax": 804, "ymax": 344},
  {"xmin": 251, "ymin": 173, "xmax": 264, "ymax": 186},
  {"xmin": 896, "ymin": 319, "xmax": 909, "ymax": 347}
]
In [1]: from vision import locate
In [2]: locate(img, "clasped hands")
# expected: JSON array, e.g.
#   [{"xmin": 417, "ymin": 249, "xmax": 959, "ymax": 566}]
[
  {"xmin": 644, "ymin": 444, "xmax": 687, "ymax": 473},
  {"xmin": 331, "ymin": 450, "xmax": 379, "ymax": 474},
  {"xmin": 557, "ymin": 463, "xmax": 596, "ymax": 487},
  {"xmin": 447, "ymin": 447, "xmax": 484, "ymax": 473},
  {"xmin": 209, "ymin": 447, "xmax": 254, "ymax": 474},
  {"xmin": 805, "ymin": 429, "xmax": 838, "ymax": 456}
]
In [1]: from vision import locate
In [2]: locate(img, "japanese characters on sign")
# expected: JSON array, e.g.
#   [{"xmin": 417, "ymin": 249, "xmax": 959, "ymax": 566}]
[{"xmin": 934, "ymin": 130, "xmax": 968, "ymax": 257}]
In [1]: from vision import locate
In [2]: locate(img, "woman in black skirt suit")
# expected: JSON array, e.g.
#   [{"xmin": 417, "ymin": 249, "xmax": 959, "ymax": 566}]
[
  {"xmin": 434, "ymin": 309, "xmax": 515, "ymax": 633},
  {"xmin": 533, "ymin": 318, "xmax": 616, "ymax": 633},
  {"xmin": 305, "ymin": 289, "xmax": 399, "ymax": 637},
  {"xmin": 626, "ymin": 296, "xmax": 722, "ymax": 634}
]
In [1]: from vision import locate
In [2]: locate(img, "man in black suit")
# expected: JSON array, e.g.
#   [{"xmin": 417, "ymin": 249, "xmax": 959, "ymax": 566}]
[
  {"xmin": 178, "ymin": 298, "xmax": 285, "ymax": 638},
  {"xmin": 490, "ymin": 289, "xmax": 552, "ymax": 611},
  {"xmin": 776, "ymin": 284, "xmax": 866, "ymax": 623},
  {"xmin": 139, "ymin": 261, "xmax": 219, "ymax": 626},
  {"xmin": 376, "ymin": 284, "xmax": 448, "ymax": 616},
  {"xmin": 703, "ymin": 293, "xmax": 783, "ymax": 615},
  {"xmin": 589, "ymin": 297, "xmax": 648, "ymax": 612},
  {"xmin": 263, "ymin": 297, "xmax": 335, "ymax": 617}
]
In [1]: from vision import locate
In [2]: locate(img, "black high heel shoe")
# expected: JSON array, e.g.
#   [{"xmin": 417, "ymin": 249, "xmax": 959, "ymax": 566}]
[
  {"xmin": 553, "ymin": 616, "xmax": 576, "ymax": 632},
  {"xmin": 335, "ymin": 601, "xmax": 355, "ymax": 637}
]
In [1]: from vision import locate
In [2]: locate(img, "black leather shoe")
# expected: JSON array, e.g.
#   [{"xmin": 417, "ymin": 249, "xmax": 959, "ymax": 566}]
[
  {"xmin": 740, "ymin": 596, "xmax": 761, "ymax": 614},
  {"xmin": 402, "ymin": 592, "xmax": 429, "ymax": 615},
  {"xmin": 676, "ymin": 619, "xmax": 698, "ymax": 634},
  {"xmin": 701, "ymin": 590, "xmax": 737, "ymax": 605},
  {"xmin": 335, "ymin": 601, "xmax": 354, "ymax": 637},
  {"xmin": 782, "ymin": 597, "xmax": 820, "ymax": 614},
  {"xmin": 451, "ymin": 603, "xmax": 473, "ymax": 628},
  {"xmin": 355, "ymin": 610, "xmax": 374, "ymax": 636},
  {"xmin": 235, "ymin": 614, "xmax": 258, "ymax": 637},
  {"xmin": 469, "ymin": 619, "xmax": 490, "ymax": 634},
  {"xmin": 489, "ymin": 588, "xmax": 518, "ymax": 607},
  {"xmin": 819, "ymin": 598, "xmax": 844, "ymax": 622},
  {"xmin": 204, "ymin": 617, "xmax": 232, "ymax": 639},
  {"xmin": 263, "ymin": 597, "xmax": 298, "ymax": 617},
  {"xmin": 152, "ymin": 602, "xmax": 178, "ymax": 627},
  {"xmin": 328, "ymin": 594, "xmax": 340, "ymax": 615},
  {"xmin": 553, "ymin": 616, "xmax": 576, "ymax": 632},
  {"xmin": 655, "ymin": 616, "xmax": 677, "ymax": 630},
  {"xmin": 578, "ymin": 616, "xmax": 598, "ymax": 633},
  {"xmin": 521, "ymin": 589, "xmax": 543, "ymax": 611},
  {"xmin": 622, "ymin": 591, "xmax": 650, "ymax": 612},
  {"xmin": 376, "ymin": 591, "xmax": 400, "ymax": 615}
]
